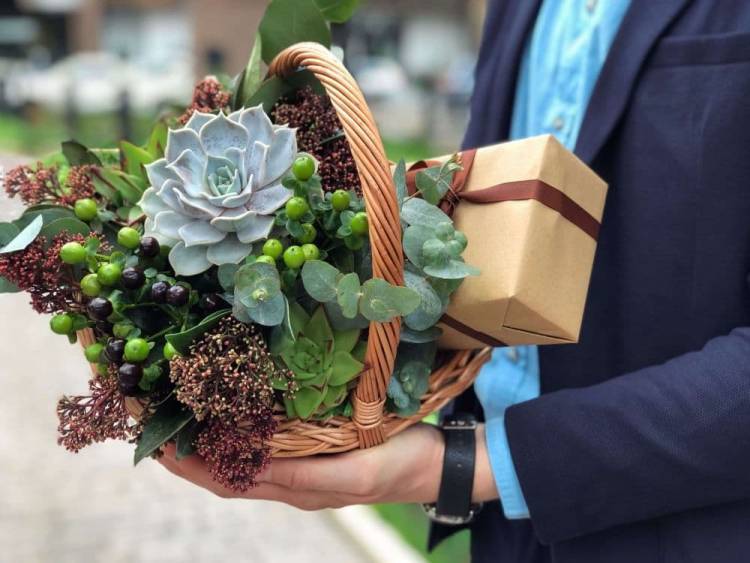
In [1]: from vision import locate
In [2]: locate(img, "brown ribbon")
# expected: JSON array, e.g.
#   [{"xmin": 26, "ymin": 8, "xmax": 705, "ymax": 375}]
[{"xmin": 406, "ymin": 149, "xmax": 602, "ymax": 346}]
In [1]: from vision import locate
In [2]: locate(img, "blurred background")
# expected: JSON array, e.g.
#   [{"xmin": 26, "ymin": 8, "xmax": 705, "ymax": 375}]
[{"xmin": 0, "ymin": 1, "xmax": 485, "ymax": 561}]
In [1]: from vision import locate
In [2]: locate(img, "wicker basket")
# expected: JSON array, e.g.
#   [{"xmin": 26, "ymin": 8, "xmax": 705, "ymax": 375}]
[{"xmin": 78, "ymin": 42, "xmax": 491, "ymax": 458}]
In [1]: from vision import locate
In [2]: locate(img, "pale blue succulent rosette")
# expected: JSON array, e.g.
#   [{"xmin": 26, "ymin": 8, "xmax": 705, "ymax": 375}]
[{"xmin": 139, "ymin": 106, "xmax": 298, "ymax": 276}]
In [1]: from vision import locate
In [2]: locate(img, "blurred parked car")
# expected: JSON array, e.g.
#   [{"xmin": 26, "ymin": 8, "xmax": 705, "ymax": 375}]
[{"xmin": 7, "ymin": 51, "xmax": 193, "ymax": 113}]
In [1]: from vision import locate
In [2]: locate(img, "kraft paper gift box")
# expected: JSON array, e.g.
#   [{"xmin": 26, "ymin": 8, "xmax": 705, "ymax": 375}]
[{"xmin": 407, "ymin": 134, "xmax": 608, "ymax": 349}]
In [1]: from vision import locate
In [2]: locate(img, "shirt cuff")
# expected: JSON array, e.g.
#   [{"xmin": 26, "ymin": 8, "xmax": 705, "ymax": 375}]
[{"xmin": 485, "ymin": 414, "xmax": 530, "ymax": 519}]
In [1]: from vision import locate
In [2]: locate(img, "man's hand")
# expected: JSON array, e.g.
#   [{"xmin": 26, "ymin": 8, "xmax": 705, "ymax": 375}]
[{"xmin": 158, "ymin": 422, "xmax": 499, "ymax": 510}]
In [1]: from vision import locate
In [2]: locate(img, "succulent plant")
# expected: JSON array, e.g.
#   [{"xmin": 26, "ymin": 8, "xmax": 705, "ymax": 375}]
[
  {"xmin": 271, "ymin": 304, "xmax": 364, "ymax": 420},
  {"xmin": 139, "ymin": 106, "xmax": 297, "ymax": 275}
]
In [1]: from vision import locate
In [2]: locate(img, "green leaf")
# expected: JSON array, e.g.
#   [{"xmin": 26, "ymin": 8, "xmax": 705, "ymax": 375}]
[
  {"xmin": 304, "ymin": 306, "xmax": 334, "ymax": 347},
  {"xmin": 165, "ymin": 309, "xmax": 231, "ymax": 355},
  {"xmin": 336, "ymin": 272, "xmax": 360, "ymax": 318},
  {"xmin": 328, "ymin": 350, "xmax": 363, "ymax": 386},
  {"xmin": 92, "ymin": 168, "xmax": 146, "ymax": 205},
  {"xmin": 0, "ymin": 223, "xmax": 20, "ymax": 245},
  {"xmin": 120, "ymin": 141, "xmax": 155, "ymax": 179},
  {"xmin": 400, "ymin": 326, "xmax": 442, "ymax": 343},
  {"xmin": 13, "ymin": 206, "xmax": 76, "ymax": 231},
  {"xmin": 146, "ymin": 120, "xmax": 169, "ymax": 158},
  {"xmin": 323, "ymin": 300, "xmax": 369, "ymax": 331},
  {"xmin": 40, "ymin": 217, "xmax": 91, "ymax": 240},
  {"xmin": 414, "ymin": 159, "xmax": 460, "ymax": 205},
  {"xmin": 322, "ymin": 384, "xmax": 347, "ymax": 408},
  {"xmin": 134, "ymin": 400, "xmax": 194, "ymax": 465},
  {"xmin": 0, "ymin": 277, "xmax": 20, "ymax": 293},
  {"xmin": 401, "ymin": 197, "xmax": 451, "ymax": 228},
  {"xmin": 333, "ymin": 328, "xmax": 360, "ymax": 354},
  {"xmin": 233, "ymin": 35, "xmax": 264, "ymax": 109},
  {"xmin": 0, "ymin": 215, "xmax": 43, "ymax": 254},
  {"xmin": 293, "ymin": 387, "xmax": 327, "ymax": 420},
  {"xmin": 423, "ymin": 259, "xmax": 481, "ymax": 280},
  {"xmin": 393, "ymin": 159, "xmax": 408, "ymax": 207},
  {"xmin": 259, "ymin": 0, "xmax": 331, "ymax": 64},
  {"xmin": 313, "ymin": 0, "xmax": 360, "ymax": 22},
  {"xmin": 62, "ymin": 140, "xmax": 102, "ymax": 166},
  {"xmin": 403, "ymin": 270, "xmax": 443, "ymax": 331},
  {"xmin": 359, "ymin": 278, "xmax": 421, "ymax": 322},
  {"xmin": 301, "ymin": 260, "xmax": 341, "ymax": 302},
  {"xmin": 175, "ymin": 421, "xmax": 202, "ymax": 461}
]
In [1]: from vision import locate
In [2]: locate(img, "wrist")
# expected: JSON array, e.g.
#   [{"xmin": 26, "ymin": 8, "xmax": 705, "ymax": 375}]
[{"xmin": 473, "ymin": 424, "xmax": 500, "ymax": 503}]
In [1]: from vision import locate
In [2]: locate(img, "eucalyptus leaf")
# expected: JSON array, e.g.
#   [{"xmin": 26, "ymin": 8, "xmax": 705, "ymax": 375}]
[
  {"xmin": 359, "ymin": 278, "xmax": 420, "ymax": 322},
  {"xmin": 134, "ymin": 400, "xmax": 194, "ymax": 465},
  {"xmin": 336, "ymin": 272, "xmax": 360, "ymax": 318},
  {"xmin": 402, "ymin": 224, "xmax": 434, "ymax": 268},
  {"xmin": 423, "ymin": 259, "xmax": 481, "ymax": 280},
  {"xmin": 218, "ymin": 263, "xmax": 240, "ymax": 291},
  {"xmin": 393, "ymin": 159, "xmax": 408, "ymax": 208},
  {"xmin": 401, "ymin": 197, "xmax": 451, "ymax": 228},
  {"xmin": 165, "ymin": 309, "xmax": 231, "ymax": 355},
  {"xmin": 324, "ymin": 300, "xmax": 369, "ymax": 331},
  {"xmin": 399, "ymin": 325, "xmax": 443, "ymax": 343},
  {"xmin": 259, "ymin": 0, "xmax": 331, "ymax": 64},
  {"xmin": 0, "ymin": 215, "xmax": 43, "ymax": 254},
  {"xmin": 403, "ymin": 270, "xmax": 444, "ymax": 331},
  {"xmin": 414, "ymin": 158, "xmax": 460, "ymax": 205},
  {"xmin": 301, "ymin": 260, "xmax": 340, "ymax": 302},
  {"xmin": 245, "ymin": 292, "xmax": 287, "ymax": 326}
]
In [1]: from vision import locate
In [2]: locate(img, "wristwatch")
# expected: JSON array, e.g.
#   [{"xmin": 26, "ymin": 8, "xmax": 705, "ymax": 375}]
[{"xmin": 422, "ymin": 413, "xmax": 483, "ymax": 525}]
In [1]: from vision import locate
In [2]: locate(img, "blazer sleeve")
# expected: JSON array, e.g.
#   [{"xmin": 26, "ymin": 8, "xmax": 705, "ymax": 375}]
[{"xmin": 505, "ymin": 326, "xmax": 750, "ymax": 544}]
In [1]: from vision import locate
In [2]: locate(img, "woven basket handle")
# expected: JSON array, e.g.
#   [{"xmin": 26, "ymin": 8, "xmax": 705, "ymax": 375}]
[{"xmin": 269, "ymin": 43, "xmax": 404, "ymax": 448}]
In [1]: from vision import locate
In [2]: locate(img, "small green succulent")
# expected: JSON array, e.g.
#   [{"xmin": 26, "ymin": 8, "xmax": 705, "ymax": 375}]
[{"xmin": 271, "ymin": 304, "xmax": 365, "ymax": 419}]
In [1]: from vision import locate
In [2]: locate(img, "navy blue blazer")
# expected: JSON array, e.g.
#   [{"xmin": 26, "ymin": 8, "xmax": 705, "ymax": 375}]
[{"xmin": 459, "ymin": 1, "xmax": 750, "ymax": 562}]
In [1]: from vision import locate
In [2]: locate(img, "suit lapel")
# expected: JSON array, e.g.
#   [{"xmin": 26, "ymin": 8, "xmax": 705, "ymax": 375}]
[
  {"xmin": 463, "ymin": 0, "xmax": 541, "ymax": 147},
  {"xmin": 575, "ymin": 0, "xmax": 691, "ymax": 164}
]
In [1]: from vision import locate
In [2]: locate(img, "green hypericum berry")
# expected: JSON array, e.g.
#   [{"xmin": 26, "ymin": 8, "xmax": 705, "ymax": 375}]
[
  {"xmin": 255, "ymin": 255, "xmax": 277, "ymax": 266},
  {"xmin": 163, "ymin": 342, "xmax": 178, "ymax": 361},
  {"xmin": 97, "ymin": 263, "xmax": 122, "ymax": 286},
  {"xmin": 331, "ymin": 190, "xmax": 351, "ymax": 211},
  {"xmin": 117, "ymin": 227, "xmax": 141, "ymax": 250},
  {"xmin": 59, "ymin": 242, "xmax": 86, "ymax": 264},
  {"xmin": 124, "ymin": 338, "xmax": 150, "ymax": 362},
  {"xmin": 113, "ymin": 322, "xmax": 134, "ymax": 339},
  {"xmin": 262, "ymin": 239, "xmax": 283, "ymax": 259},
  {"xmin": 298, "ymin": 223, "xmax": 317, "ymax": 244},
  {"xmin": 84, "ymin": 342, "xmax": 105, "ymax": 363},
  {"xmin": 74, "ymin": 198, "xmax": 98, "ymax": 221},
  {"xmin": 80, "ymin": 273, "xmax": 102, "ymax": 297},
  {"xmin": 350, "ymin": 212, "xmax": 369, "ymax": 236},
  {"xmin": 292, "ymin": 154, "xmax": 316, "ymax": 181},
  {"xmin": 435, "ymin": 222, "xmax": 454, "ymax": 241},
  {"xmin": 50, "ymin": 314, "xmax": 73, "ymax": 335},
  {"xmin": 301, "ymin": 243, "xmax": 320, "ymax": 261},
  {"xmin": 286, "ymin": 196, "xmax": 309, "ymax": 220},
  {"xmin": 283, "ymin": 245, "xmax": 306, "ymax": 269}
]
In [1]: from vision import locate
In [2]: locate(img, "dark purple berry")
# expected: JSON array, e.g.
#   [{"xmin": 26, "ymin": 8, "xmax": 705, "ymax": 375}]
[
  {"xmin": 166, "ymin": 285, "xmax": 189, "ymax": 306},
  {"xmin": 118, "ymin": 363, "xmax": 143, "ymax": 396},
  {"xmin": 105, "ymin": 338, "xmax": 126, "ymax": 364},
  {"xmin": 199, "ymin": 293, "xmax": 225, "ymax": 313},
  {"xmin": 95, "ymin": 320, "xmax": 113, "ymax": 336},
  {"xmin": 87, "ymin": 297, "xmax": 113, "ymax": 321},
  {"xmin": 138, "ymin": 236, "xmax": 160, "ymax": 258},
  {"xmin": 121, "ymin": 267, "xmax": 145, "ymax": 290},
  {"xmin": 150, "ymin": 281, "xmax": 169, "ymax": 303}
]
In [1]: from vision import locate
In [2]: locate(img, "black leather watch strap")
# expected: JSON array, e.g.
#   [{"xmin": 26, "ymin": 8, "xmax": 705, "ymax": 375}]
[{"xmin": 434, "ymin": 413, "xmax": 479, "ymax": 523}]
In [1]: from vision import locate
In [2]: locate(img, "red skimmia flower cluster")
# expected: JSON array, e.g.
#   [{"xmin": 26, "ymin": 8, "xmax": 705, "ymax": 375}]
[
  {"xmin": 4, "ymin": 163, "xmax": 95, "ymax": 206},
  {"xmin": 0, "ymin": 231, "xmax": 94, "ymax": 314},
  {"xmin": 178, "ymin": 76, "xmax": 232, "ymax": 125},
  {"xmin": 169, "ymin": 317, "xmax": 293, "ymax": 490},
  {"xmin": 57, "ymin": 371, "xmax": 137, "ymax": 453},
  {"xmin": 272, "ymin": 86, "xmax": 362, "ymax": 194}
]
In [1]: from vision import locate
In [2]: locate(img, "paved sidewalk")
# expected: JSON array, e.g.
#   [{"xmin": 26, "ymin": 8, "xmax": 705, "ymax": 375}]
[{"xmin": 0, "ymin": 155, "xmax": 371, "ymax": 563}]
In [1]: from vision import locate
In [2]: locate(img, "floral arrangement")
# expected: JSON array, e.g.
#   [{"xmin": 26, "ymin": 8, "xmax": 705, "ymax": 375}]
[{"xmin": 0, "ymin": 0, "xmax": 478, "ymax": 491}]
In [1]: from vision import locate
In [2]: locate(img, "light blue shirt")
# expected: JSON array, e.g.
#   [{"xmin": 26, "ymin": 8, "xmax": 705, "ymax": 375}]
[{"xmin": 474, "ymin": 0, "xmax": 630, "ymax": 519}]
